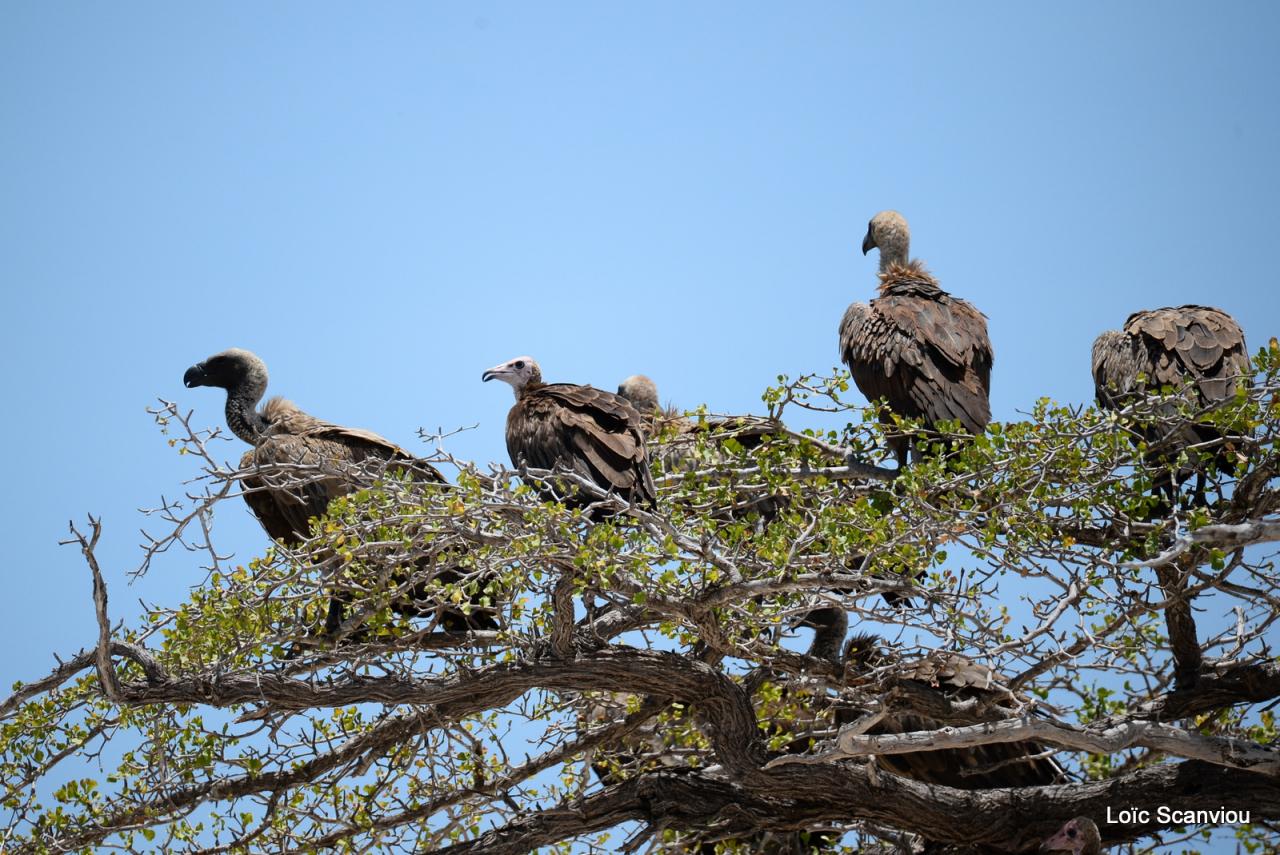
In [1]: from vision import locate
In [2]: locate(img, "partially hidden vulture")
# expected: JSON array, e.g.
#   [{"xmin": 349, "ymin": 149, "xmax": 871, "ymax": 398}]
[
  {"xmin": 835, "ymin": 631, "xmax": 1065, "ymax": 790},
  {"xmin": 840, "ymin": 211, "xmax": 993, "ymax": 468},
  {"xmin": 483, "ymin": 356, "xmax": 655, "ymax": 512},
  {"xmin": 1092, "ymin": 305, "xmax": 1249, "ymax": 506},
  {"xmin": 616, "ymin": 373, "xmax": 776, "ymax": 451},
  {"xmin": 184, "ymin": 348, "xmax": 496, "ymax": 634},
  {"xmin": 1040, "ymin": 816, "xmax": 1102, "ymax": 854}
]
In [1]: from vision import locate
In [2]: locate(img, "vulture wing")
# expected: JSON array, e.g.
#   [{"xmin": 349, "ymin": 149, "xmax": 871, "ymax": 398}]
[
  {"xmin": 841, "ymin": 268, "xmax": 992, "ymax": 435},
  {"xmin": 508, "ymin": 385, "xmax": 655, "ymax": 507},
  {"xmin": 1124, "ymin": 306, "xmax": 1249, "ymax": 403},
  {"xmin": 840, "ymin": 640, "xmax": 1063, "ymax": 790},
  {"xmin": 241, "ymin": 398, "xmax": 445, "ymax": 545}
]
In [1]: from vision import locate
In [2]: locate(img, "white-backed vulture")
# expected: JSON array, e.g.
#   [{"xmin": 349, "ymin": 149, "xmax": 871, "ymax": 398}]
[
  {"xmin": 184, "ymin": 348, "xmax": 496, "ymax": 633},
  {"xmin": 483, "ymin": 356, "xmax": 655, "ymax": 512},
  {"xmin": 1040, "ymin": 816, "xmax": 1102, "ymax": 854},
  {"xmin": 1092, "ymin": 305, "xmax": 1249, "ymax": 505},
  {"xmin": 840, "ymin": 211, "xmax": 993, "ymax": 468}
]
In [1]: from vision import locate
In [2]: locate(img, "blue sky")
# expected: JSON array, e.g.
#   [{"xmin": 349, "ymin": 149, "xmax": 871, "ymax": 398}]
[{"xmin": 2, "ymin": 0, "xmax": 1278, "ymax": 731}]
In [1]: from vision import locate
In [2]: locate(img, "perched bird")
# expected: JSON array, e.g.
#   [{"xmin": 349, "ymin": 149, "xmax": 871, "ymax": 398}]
[
  {"xmin": 184, "ymin": 348, "xmax": 496, "ymax": 634},
  {"xmin": 483, "ymin": 356, "xmax": 655, "ymax": 512},
  {"xmin": 1040, "ymin": 816, "xmax": 1101, "ymax": 854},
  {"xmin": 840, "ymin": 211, "xmax": 993, "ymax": 468},
  {"xmin": 1092, "ymin": 306, "xmax": 1249, "ymax": 506},
  {"xmin": 832, "ymin": 633, "xmax": 1064, "ymax": 790},
  {"xmin": 616, "ymin": 375, "xmax": 666, "ymax": 426}
]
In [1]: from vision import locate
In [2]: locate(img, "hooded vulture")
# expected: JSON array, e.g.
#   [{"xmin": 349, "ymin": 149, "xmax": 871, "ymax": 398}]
[
  {"xmin": 184, "ymin": 348, "xmax": 496, "ymax": 634},
  {"xmin": 840, "ymin": 211, "xmax": 993, "ymax": 468},
  {"xmin": 1092, "ymin": 305, "xmax": 1249, "ymax": 506},
  {"xmin": 483, "ymin": 356, "xmax": 655, "ymax": 512},
  {"xmin": 1040, "ymin": 816, "xmax": 1102, "ymax": 854}
]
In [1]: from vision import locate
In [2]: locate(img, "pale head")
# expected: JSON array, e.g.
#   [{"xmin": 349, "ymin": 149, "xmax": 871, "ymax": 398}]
[
  {"xmin": 861, "ymin": 210, "xmax": 911, "ymax": 270},
  {"xmin": 183, "ymin": 348, "xmax": 269, "ymax": 395},
  {"xmin": 1040, "ymin": 817, "xmax": 1101, "ymax": 854},
  {"xmin": 482, "ymin": 356, "xmax": 543, "ymax": 398},
  {"xmin": 617, "ymin": 374, "xmax": 660, "ymax": 414}
]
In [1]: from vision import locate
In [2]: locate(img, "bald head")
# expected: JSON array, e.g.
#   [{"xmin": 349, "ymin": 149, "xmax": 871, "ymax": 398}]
[
  {"xmin": 617, "ymin": 375, "xmax": 660, "ymax": 416},
  {"xmin": 861, "ymin": 210, "xmax": 911, "ymax": 271},
  {"xmin": 483, "ymin": 355, "xmax": 543, "ymax": 399},
  {"xmin": 1040, "ymin": 817, "xmax": 1100, "ymax": 854}
]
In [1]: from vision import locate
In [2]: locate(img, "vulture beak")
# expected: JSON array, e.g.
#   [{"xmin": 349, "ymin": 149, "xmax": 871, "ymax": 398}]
[
  {"xmin": 1038, "ymin": 828, "xmax": 1071, "ymax": 854},
  {"xmin": 861, "ymin": 226, "xmax": 876, "ymax": 256},
  {"xmin": 183, "ymin": 363, "xmax": 208, "ymax": 388},
  {"xmin": 481, "ymin": 369, "xmax": 500, "ymax": 383}
]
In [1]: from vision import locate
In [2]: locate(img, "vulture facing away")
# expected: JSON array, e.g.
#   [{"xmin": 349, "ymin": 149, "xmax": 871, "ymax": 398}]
[
  {"xmin": 840, "ymin": 211, "xmax": 993, "ymax": 468},
  {"xmin": 616, "ymin": 374, "xmax": 666, "ymax": 426},
  {"xmin": 184, "ymin": 348, "xmax": 496, "ymax": 634},
  {"xmin": 1092, "ymin": 305, "xmax": 1249, "ymax": 505},
  {"xmin": 483, "ymin": 356, "xmax": 656, "ymax": 512}
]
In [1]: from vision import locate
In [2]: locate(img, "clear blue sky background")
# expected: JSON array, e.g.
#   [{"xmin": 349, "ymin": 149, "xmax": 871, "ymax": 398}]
[{"xmin": 2, "ymin": 0, "xmax": 1278, "ymax": 753}]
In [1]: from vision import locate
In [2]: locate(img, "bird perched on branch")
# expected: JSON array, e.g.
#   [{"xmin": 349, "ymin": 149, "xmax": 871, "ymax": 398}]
[
  {"xmin": 835, "ymin": 632, "xmax": 1064, "ymax": 790},
  {"xmin": 184, "ymin": 348, "xmax": 496, "ymax": 635},
  {"xmin": 840, "ymin": 211, "xmax": 993, "ymax": 469},
  {"xmin": 483, "ymin": 356, "xmax": 655, "ymax": 513},
  {"xmin": 1092, "ymin": 305, "xmax": 1249, "ymax": 507}
]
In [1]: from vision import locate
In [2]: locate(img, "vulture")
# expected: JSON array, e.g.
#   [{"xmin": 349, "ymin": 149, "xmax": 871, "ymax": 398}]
[
  {"xmin": 840, "ymin": 211, "xmax": 993, "ymax": 468},
  {"xmin": 1092, "ymin": 305, "xmax": 1249, "ymax": 506},
  {"xmin": 616, "ymin": 374, "xmax": 666, "ymax": 426},
  {"xmin": 616, "ymin": 373, "xmax": 776, "ymax": 450},
  {"xmin": 1040, "ymin": 817, "xmax": 1101, "ymax": 854},
  {"xmin": 184, "ymin": 348, "xmax": 496, "ymax": 634},
  {"xmin": 483, "ymin": 356, "xmax": 655, "ymax": 512},
  {"xmin": 834, "ymin": 632, "xmax": 1065, "ymax": 790}
]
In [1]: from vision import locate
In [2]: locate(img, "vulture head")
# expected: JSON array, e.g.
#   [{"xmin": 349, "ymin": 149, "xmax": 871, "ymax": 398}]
[
  {"xmin": 861, "ymin": 210, "xmax": 911, "ymax": 270},
  {"xmin": 1039, "ymin": 816, "xmax": 1101, "ymax": 854},
  {"xmin": 483, "ymin": 356, "xmax": 543, "ymax": 399},
  {"xmin": 617, "ymin": 375, "xmax": 660, "ymax": 415},
  {"xmin": 184, "ymin": 348, "xmax": 269, "ymax": 397}
]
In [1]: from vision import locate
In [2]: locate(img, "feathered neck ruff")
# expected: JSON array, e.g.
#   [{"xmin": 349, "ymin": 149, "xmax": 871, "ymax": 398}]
[{"xmin": 877, "ymin": 259, "xmax": 940, "ymax": 296}]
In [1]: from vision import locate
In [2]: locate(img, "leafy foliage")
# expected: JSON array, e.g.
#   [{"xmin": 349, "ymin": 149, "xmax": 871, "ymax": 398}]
[{"xmin": 3, "ymin": 348, "xmax": 1279, "ymax": 853}]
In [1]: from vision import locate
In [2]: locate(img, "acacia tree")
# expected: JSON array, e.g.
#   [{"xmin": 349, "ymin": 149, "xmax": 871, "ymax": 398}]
[{"xmin": 3, "ymin": 352, "xmax": 1279, "ymax": 854}]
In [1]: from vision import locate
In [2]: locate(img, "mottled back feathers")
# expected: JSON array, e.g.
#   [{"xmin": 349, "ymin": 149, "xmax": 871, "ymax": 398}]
[
  {"xmin": 1092, "ymin": 305, "xmax": 1248, "ymax": 409},
  {"xmin": 506, "ymin": 382, "xmax": 656, "ymax": 509},
  {"xmin": 240, "ymin": 397, "xmax": 444, "ymax": 545},
  {"xmin": 840, "ymin": 261, "xmax": 993, "ymax": 438}
]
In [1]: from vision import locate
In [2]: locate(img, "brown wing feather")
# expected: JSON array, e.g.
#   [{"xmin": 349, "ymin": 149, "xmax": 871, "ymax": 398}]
[
  {"xmin": 840, "ymin": 267, "xmax": 992, "ymax": 435},
  {"xmin": 1122, "ymin": 306, "xmax": 1249, "ymax": 404},
  {"xmin": 507, "ymin": 385, "xmax": 655, "ymax": 507},
  {"xmin": 238, "ymin": 448, "xmax": 304, "ymax": 543},
  {"xmin": 839, "ymin": 639, "xmax": 1063, "ymax": 790},
  {"xmin": 240, "ymin": 399, "xmax": 444, "ymax": 543}
]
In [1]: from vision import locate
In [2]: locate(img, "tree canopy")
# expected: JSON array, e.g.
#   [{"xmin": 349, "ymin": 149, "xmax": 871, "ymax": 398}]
[{"xmin": 3, "ymin": 350, "xmax": 1279, "ymax": 853}]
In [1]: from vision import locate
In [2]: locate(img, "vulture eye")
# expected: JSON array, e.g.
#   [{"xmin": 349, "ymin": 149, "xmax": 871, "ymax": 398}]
[
  {"xmin": 514, "ymin": 360, "xmax": 525, "ymax": 369},
  {"xmin": 1067, "ymin": 828, "xmax": 1077, "ymax": 838}
]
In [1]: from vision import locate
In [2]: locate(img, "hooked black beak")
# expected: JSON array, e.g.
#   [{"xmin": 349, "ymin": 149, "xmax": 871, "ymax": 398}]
[
  {"xmin": 183, "ymin": 363, "xmax": 208, "ymax": 388},
  {"xmin": 861, "ymin": 226, "xmax": 876, "ymax": 256},
  {"xmin": 481, "ymin": 370, "xmax": 498, "ymax": 382}
]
